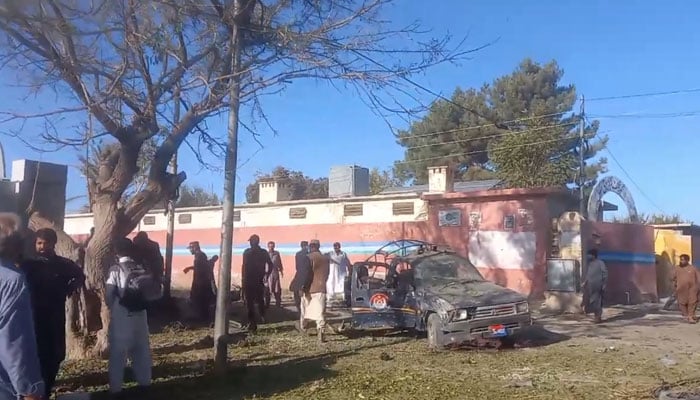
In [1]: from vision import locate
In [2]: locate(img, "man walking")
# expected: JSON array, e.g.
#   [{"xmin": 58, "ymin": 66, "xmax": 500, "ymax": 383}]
[
  {"xmin": 673, "ymin": 254, "xmax": 699, "ymax": 323},
  {"xmin": 265, "ymin": 241, "xmax": 284, "ymax": 308},
  {"xmin": 302, "ymin": 239, "xmax": 331, "ymax": 344},
  {"xmin": 0, "ymin": 212, "xmax": 44, "ymax": 400},
  {"xmin": 184, "ymin": 241, "xmax": 216, "ymax": 325},
  {"xmin": 106, "ymin": 237, "xmax": 154, "ymax": 396},
  {"xmin": 290, "ymin": 241, "xmax": 310, "ymax": 313},
  {"xmin": 242, "ymin": 234, "xmax": 273, "ymax": 332},
  {"xmin": 23, "ymin": 228, "xmax": 85, "ymax": 398},
  {"xmin": 582, "ymin": 249, "xmax": 608, "ymax": 324}
]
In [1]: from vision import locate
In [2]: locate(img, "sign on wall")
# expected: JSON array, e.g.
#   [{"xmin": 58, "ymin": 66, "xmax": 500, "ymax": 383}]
[
  {"xmin": 469, "ymin": 212, "xmax": 481, "ymax": 229},
  {"xmin": 503, "ymin": 215, "xmax": 515, "ymax": 230},
  {"xmin": 518, "ymin": 208, "xmax": 534, "ymax": 227},
  {"xmin": 438, "ymin": 209, "xmax": 462, "ymax": 226}
]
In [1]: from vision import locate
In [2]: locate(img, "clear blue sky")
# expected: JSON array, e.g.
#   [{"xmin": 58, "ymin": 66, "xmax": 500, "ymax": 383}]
[{"xmin": 1, "ymin": 1, "xmax": 699, "ymax": 221}]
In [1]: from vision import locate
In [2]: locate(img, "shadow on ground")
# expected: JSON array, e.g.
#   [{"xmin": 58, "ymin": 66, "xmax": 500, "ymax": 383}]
[{"xmin": 80, "ymin": 338, "xmax": 407, "ymax": 400}]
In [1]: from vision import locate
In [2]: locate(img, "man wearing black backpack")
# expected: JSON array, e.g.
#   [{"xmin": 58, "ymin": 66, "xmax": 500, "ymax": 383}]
[{"xmin": 106, "ymin": 237, "xmax": 157, "ymax": 396}]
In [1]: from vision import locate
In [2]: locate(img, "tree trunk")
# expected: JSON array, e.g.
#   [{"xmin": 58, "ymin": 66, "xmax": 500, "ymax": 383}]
[{"xmin": 83, "ymin": 194, "xmax": 122, "ymax": 357}]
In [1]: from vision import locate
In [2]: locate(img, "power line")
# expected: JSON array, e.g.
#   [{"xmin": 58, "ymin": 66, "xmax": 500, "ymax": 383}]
[
  {"xmin": 603, "ymin": 145, "xmax": 665, "ymax": 213},
  {"xmin": 587, "ymin": 88, "xmax": 700, "ymax": 102},
  {"xmin": 404, "ymin": 121, "xmax": 578, "ymax": 151},
  {"xmin": 589, "ymin": 110, "xmax": 700, "ymax": 119},
  {"xmin": 397, "ymin": 111, "xmax": 570, "ymax": 140},
  {"xmin": 394, "ymin": 134, "xmax": 580, "ymax": 165}
]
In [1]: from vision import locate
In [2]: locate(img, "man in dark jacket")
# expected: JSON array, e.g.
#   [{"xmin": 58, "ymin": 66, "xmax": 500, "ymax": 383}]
[
  {"xmin": 184, "ymin": 241, "xmax": 216, "ymax": 325},
  {"xmin": 290, "ymin": 241, "xmax": 310, "ymax": 313},
  {"xmin": 241, "ymin": 234, "xmax": 272, "ymax": 332},
  {"xmin": 133, "ymin": 231, "xmax": 164, "ymax": 282},
  {"xmin": 23, "ymin": 227, "xmax": 85, "ymax": 399}
]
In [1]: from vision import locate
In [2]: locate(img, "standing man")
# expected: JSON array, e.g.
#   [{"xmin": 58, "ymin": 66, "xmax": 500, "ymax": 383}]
[
  {"xmin": 582, "ymin": 249, "xmax": 608, "ymax": 324},
  {"xmin": 242, "ymin": 234, "xmax": 273, "ymax": 332},
  {"xmin": 673, "ymin": 254, "xmax": 699, "ymax": 323},
  {"xmin": 265, "ymin": 241, "xmax": 284, "ymax": 308},
  {"xmin": 106, "ymin": 237, "xmax": 153, "ymax": 396},
  {"xmin": 133, "ymin": 232, "xmax": 164, "ymax": 284},
  {"xmin": 290, "ymin": 241, "xmax": 310, "ymax": 313},
  {"xmin": 184, "ymin": 241, "xmax": 216, "ymax": 325},
  {"xmin": 302, "ymin": 239, "xmax": 331, "ymax": 344},
  {"xmin": 326, "ymin": 242, "xmax": 351, "ymax": 306},
  {"xmin": 23, "ymin": 228, "xmax": 85, "ymax": 399},
  {"xmin": 0, "ymin": 212, "xmax": 45, "ymax": 400}
]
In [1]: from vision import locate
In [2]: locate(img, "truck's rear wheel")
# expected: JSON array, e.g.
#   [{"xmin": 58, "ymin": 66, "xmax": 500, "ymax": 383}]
[{"xmin": 427, "ymin": 313, "xmax": 445, "ymax": 351}]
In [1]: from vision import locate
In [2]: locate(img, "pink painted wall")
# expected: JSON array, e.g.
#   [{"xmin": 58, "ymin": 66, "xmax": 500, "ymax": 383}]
[
  {"xmin": 424, "ymin": 197, "xmax": 550, "ymax": 297},
  {"xmin": 70, "ymin": 193, "xmax": 556, "ymax": 299},
  {"xmin": 582, "ymin": 221, "xmax": 656, "ymax": 303}
]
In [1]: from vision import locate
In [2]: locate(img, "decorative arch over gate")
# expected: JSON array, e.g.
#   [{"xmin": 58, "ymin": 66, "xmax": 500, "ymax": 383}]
[{"xmin": 587, "ymin": 175, "xmax": 639, "ymax": 222}]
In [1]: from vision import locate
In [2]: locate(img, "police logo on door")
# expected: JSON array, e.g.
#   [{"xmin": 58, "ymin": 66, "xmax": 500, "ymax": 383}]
[{"xmin": 369, "ymin": 293, "xmax": 389, "ymax": 310}]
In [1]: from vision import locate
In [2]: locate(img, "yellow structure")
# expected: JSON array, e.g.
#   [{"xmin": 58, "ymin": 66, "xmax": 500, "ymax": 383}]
[{"xmin": 652, "ymin": 224, "xmax": 700, "ymax": 297}]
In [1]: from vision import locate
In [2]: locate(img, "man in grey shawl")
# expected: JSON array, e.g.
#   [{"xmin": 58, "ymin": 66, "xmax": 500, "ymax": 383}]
[{"xmin": 582, "ymin": 248, "xmax": 608, "ymax": 323}]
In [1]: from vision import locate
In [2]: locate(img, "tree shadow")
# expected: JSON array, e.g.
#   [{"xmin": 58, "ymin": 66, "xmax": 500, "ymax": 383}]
[
  {"xmin": 86, "ymin": 354, "xmax": 340, "ymax": 400},
  {"xmin": 71, "ymin": 339, "xmax": 409, "ymax": 400}
]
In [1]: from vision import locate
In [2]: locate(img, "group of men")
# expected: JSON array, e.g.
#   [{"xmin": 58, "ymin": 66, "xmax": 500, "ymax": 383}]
[
  {"xmin": 0, "ymin": 212, "xmax": 165, "ymax": 399},
  {"xmin": 236, "ymin": 236, "xmax": 351, "ymax": 342}
]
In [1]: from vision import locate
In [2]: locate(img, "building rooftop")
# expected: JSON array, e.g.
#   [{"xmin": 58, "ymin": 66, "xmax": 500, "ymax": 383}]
[{"xmin": 381, "ymin": 179, "xmax": 502, "ymax": 195}]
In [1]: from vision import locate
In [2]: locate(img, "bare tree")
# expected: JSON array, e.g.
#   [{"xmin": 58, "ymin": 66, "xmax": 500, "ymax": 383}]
[{"xmin": 0, "ymin": 0, "xmax": 482, "ymax": 357}]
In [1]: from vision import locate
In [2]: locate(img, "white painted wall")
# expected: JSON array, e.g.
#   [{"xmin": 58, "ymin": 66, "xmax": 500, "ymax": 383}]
[
  {"xmin": 63, "ymin": 195, "xmax": 427, "ymax": 235},
  {"xmin": 468, "ymin": 231, "xmax": 537, "ymax": 270}
]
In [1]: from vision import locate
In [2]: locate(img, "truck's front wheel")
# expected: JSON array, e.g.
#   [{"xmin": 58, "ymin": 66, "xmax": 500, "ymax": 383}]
[{"xmin": 427, "ymin": 313, "xmax": 445, "ymax": 351}]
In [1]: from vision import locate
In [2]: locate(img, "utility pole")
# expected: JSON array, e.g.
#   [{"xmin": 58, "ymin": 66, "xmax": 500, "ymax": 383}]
[
  {"xmin": 578, "ymin": 95, "xmax": 586, "ymax": 218},
  {"xmin": 214, "ymin": 0, "xmax": 243, "ymax": 371},
  {"xmin": 164, "ymin": 86, "xmax": 181, "ymax": 300}
]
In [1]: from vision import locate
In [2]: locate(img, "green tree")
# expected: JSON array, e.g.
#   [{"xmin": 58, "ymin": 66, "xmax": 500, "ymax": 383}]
[
  {"xmin": 487, "ymin": 59, "xmax": 607, "ymax": 188},
  {"xmin": 369, "ymin": 168, "xmax": 401, "ymax": 195},
  {"xmin": 393, "ymin": 88, "xmax": 496, "ymax": 184},
  {"xmin": 245, "ymin": 166, "xmax": 328, "ymax": 203},
  {"xmin": 612, "ymin": 213, "xmax": 689, "ymax": 225},
  {"xmin": 176, "ymin": 185, "xmax": 221, "ymax": 207},
  {"xmin": 394, "ymin": 59, "xmax": 608, "ymax": 188}
]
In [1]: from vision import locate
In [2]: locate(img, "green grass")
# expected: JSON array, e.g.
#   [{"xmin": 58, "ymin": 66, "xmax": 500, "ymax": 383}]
[{"xmin": 55, "ymin": 308, "xmax": 697, "ymax": 400}]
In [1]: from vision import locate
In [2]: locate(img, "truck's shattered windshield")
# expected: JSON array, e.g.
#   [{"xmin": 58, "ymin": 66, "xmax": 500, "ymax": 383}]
[{"xmin": 412, "ymin": 253, "xmax": 485, "ymax": 284}]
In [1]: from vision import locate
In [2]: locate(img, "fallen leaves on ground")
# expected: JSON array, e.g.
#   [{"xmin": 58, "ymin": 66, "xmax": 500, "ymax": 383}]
[{"xmin": 55, "ymin": 307, "xmax": 698, "ymax": 400}]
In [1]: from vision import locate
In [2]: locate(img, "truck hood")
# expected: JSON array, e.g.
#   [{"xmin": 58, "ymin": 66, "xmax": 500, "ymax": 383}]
[{"xmin": 423, "ymin": 280, "xmax": 526, "ymax": 309}]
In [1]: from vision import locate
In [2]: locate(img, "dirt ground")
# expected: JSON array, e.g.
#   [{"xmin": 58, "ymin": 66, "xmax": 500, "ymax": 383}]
[{"xmin": 55, "ymin": 301, "xmax": 700, "ymax": 400}]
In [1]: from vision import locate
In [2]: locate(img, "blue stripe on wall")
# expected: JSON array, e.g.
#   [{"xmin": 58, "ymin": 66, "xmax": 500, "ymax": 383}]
[
  {"xmin": 598, "ymin": 251, "xmax": 656, "ymax": 265},
  {"xmin": 161, "ymin": 241, "xmax": 657, "ymax": 266}
]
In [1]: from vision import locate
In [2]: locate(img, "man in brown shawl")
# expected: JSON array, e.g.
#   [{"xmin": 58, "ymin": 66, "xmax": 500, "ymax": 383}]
[{"xmin": 673, "ymin": 254, "xmax": 699, "ymax": 323}]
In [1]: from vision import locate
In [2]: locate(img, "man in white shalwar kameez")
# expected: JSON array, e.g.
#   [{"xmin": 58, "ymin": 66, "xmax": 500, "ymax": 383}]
[
  {"xmin": 326, "ymin": 242, "xmax": 351, "ymax": 305},
  {"xmin": 106, "ymin": 237, "xmax": 152, "ymax": 395}
]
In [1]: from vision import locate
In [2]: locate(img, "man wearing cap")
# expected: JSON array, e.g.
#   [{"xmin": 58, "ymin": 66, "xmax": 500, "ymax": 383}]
[
  {"xmin": 184, "ymin": 241, "xmax": 216, "ymax": 325},
  {"xmin": 301, "ymin": 239, "xmax": 331, "ymax": 343},
  {"xmin": 242, "ymin": 234, "xmax": 273, "ymax": 332}
]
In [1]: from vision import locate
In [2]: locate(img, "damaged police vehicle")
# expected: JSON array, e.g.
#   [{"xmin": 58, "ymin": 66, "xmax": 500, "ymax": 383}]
[{"xmin": 343, "ymin": 240, "xmax": 532, "ymax": 349}]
